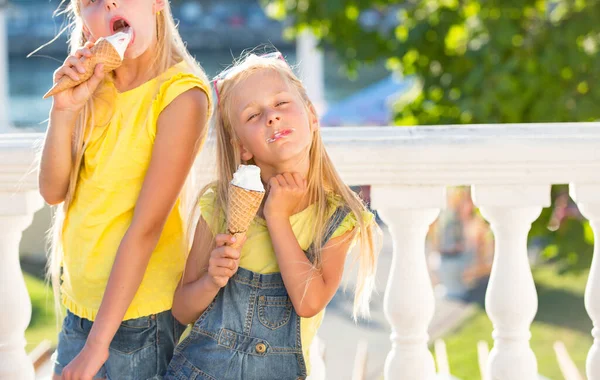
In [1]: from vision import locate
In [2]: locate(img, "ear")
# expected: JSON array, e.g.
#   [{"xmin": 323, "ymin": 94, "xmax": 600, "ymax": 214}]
[
  {"xmin": 154, "ymin": 0, "xmax": 166, "ymax": 13},
  {"xmin": 234, "ymin": 139, "xmax": 254, "ymax": 162}
]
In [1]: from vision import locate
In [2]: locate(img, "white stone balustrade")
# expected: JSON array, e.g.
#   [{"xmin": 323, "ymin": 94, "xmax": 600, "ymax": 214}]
[
  {"xmin": 0, "ymin": 134, "xmax": 45, "ymax": 380},
  {"xmin": 2, "ymin": 124, "xmax": 600, "ymax": 379}
]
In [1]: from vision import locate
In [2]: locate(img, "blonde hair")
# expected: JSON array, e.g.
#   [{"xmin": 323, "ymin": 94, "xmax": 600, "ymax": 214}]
[
  {"xmin": 46, "ymin": 0, "xmax": 211, "ymax": 316},
  {"xmin": 201, "ymin": 52, "xmax": 381, "ymax": 318}
]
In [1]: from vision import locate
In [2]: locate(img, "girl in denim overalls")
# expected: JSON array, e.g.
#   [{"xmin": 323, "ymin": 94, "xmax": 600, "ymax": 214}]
[{"xmin": 165, "ymin": 51, "xmax": 382, "ymax": 380}]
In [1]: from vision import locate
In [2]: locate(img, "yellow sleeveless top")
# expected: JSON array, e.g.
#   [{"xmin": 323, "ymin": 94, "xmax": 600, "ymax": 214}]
[
  {"xmin": 198, "ymin": 188, "xmax": 369, "ymax": 374},
  {"xmin": 61, "ymin": 61, "xmax": 211, "ymax": 321}
]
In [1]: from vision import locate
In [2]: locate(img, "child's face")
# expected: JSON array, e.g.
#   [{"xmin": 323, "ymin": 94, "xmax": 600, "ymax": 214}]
[
  {"xmin": 79, "ymin": 0, "xmax": 164, "ymax": 59},
  {"xmin": 230, "ymin": 69, "xmax": 317, "ymax": 170}
]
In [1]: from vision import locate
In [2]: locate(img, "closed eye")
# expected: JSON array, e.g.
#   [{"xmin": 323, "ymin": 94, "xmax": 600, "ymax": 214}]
[
  {"xmin": 247, "ymin": 113, "xmax": 259, "ymax": 122},
  {"xmin": 276, "ymin": 101, "xmax": 288, "ymax": 106}
]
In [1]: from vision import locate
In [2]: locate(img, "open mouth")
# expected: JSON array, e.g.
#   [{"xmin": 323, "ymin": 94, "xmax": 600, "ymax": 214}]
[
  {"xmin": 111, "ymin": 17, "xmax": 130, "ymax": 34},
  {"xmin": 266, "ymin": 129, "xmax": 294, "ymax": 143}
]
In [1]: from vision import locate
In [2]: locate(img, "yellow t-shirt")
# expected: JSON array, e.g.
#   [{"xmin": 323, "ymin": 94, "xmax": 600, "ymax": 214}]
[
  {"xmin": 61, "ymin": 61, "xmax": 211, "ymax": 321},
  {"xmin": 199, "ymin": 188, "xmax": 367, "ymax": 373}
]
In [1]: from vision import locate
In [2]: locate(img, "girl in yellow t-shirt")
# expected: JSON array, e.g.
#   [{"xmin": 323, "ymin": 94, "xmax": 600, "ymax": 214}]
[
  {"xmin": 38, "ymin": 0, "xmax": 212, "ymax": 378},
  {"xmin": 167, "ymin": 51, "xmax": 382, "ymax": 379}
]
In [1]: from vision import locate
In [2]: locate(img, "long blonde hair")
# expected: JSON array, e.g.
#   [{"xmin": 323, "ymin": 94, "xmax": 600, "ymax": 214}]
[
  {"xmin": 202, "ymin": 52, "xmax": 381, "ymax": 318},
  {"xmin": 46, "ymin": 0, "xmax": 211, "ymax": 315}
]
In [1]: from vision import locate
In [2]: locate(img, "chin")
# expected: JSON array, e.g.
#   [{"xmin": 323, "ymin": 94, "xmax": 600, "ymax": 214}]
[{"xmin": 123, "ymin": 40, "xmax": 152, "ymax": 60}]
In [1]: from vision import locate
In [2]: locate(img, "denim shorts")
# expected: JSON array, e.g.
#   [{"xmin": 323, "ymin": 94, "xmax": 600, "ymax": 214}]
[{"xmin": 53, "ymin": 309, "xmax": 186, "ymax": 380}]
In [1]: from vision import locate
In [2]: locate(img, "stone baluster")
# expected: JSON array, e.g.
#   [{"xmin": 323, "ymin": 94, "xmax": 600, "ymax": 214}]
[
  {"xmin": 570, "ymin": 184, "xmax": 600, "ymax": 380},
  {"xmin": 472, "ymin": 184, "xmax": 550, "ymax": 380},
  {"xmin": 371, "ymin": 185, "xmax": 445, "ymax": 380}
]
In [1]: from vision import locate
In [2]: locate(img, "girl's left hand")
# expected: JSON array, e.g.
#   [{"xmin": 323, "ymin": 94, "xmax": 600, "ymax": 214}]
[
  {"xmin": 264, "ymin": 173, "xmax": 308, "ymax": 221},
  {"xmin": 62, "ymin": 341, "xmax": 109, "ymax": 380}
]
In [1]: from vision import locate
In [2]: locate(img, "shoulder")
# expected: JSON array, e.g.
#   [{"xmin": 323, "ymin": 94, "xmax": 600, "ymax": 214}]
[
  {"xmin": 155, "ymin": 61, "xmax": 213, "ymax": 117},
  {"xmin": 326, "ymin": 193, "xmax": 374, "ymax": 240}
]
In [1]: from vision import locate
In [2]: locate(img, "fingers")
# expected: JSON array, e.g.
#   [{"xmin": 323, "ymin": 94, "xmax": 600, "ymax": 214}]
[
  {"xmin": 74, "ymin": 46, "xmax": 93, "ymax": 60},
  {"xmin": 85, "ymin": 64, "xmax": 105, "ymax": 90},
  {"xmin": 208, "ymin": 255, "xmax": 238, "ymax": 281},
  {"xmin": 54, "ymin": 64, "xmax": 81, "ymax": 83},
  {"xmin": 67, "ymin": 56, "xmax": 87, "ymax": 76},
  {"xmin": 212, "ymin": 245, "xmax": 241, "ymax": 260},
  {"xmin": 53, "ymin": 48, "xmax": 93, "ymax": 83},
  {"xmin": 270, "ymin": 173, "xmax": 306, "ymax": 189},
  {"xmin": 215, "ymin": 234, "xmax": 237, "ymax": 247},
  {"xmin": 282, "ymin": 173, "xmax": 296, "ymax": 187},
  {"xmin": 209, "ymin": 256, "xmax": 239, "ymax": 273}
]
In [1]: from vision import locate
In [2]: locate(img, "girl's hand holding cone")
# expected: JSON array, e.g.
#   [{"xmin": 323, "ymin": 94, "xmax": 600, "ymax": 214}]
[
  {"xmin": 50, "ymin": 41, "xmax": 106, "ymax": 113},
  {"xmin": 207, "ymin": 234, "xmax": 246, "ymax": 289}
]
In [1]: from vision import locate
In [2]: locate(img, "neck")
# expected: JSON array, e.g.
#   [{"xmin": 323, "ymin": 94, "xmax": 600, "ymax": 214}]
[
  {"xmin": 112, "ymin": 41, "xmax": 164, "ymax": 92},
  {"xmin": 258, "ymin": 154, "xmax": 311, "ymax": 185}
]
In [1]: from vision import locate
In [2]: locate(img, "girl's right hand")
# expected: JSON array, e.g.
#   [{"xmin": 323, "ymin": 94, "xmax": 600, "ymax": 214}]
[
  {"xmin": 51, "ymin": 41, "xmax": 106, "ymax": 113},
  {"xmin": 206, "ymin": 234, "xmax": 244, "ymax": 288}
]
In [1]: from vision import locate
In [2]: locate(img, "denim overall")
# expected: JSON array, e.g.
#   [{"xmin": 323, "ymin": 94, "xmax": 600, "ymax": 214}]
[{"xmin": 166, "ymin": 207, "xmax": 349, "ymax": 380}]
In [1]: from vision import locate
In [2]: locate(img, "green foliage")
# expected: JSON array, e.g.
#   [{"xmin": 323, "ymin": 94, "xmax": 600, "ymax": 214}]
[
  {"xmin": 24, "ymin": 273, "xmax": 58, "ymax": 352},
  {"xmin": 265, "ymin": 0, "xmax": 597, "ymax": 273},
  {"xmin": 265, "ymin": 0, "xmax": 600, "ymax": 124}
]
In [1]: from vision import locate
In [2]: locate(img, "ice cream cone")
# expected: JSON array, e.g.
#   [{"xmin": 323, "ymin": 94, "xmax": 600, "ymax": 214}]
[
  {"xmin": 227, "ymin": 183, "xmax": 265, "ymax": 249},
  {"xmin": 43, "ymin": 32, "xmax": 130, "ymax": 99}
]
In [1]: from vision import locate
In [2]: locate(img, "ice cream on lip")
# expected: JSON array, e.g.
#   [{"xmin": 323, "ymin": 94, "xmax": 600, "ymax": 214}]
[{"xmin": 266, "ymin": 129, "xmax": 295, "ymax": 144}]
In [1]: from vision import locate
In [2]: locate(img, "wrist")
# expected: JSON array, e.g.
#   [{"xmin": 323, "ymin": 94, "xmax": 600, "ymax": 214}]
[
  {"xmin": 50, "ymin": 105, "xmax": 82, "ymax": 120},
  {"xmin": 85, "ymin": 333, "xmax": 111, "ymax": 352},
  {"xmin": 265, "ymin": 212, "xmax": 289, "ymax": 223},
  {"xmin": 265, "ymin": 214, "xmax": 291, "ymax": 230},
  {"xmin": 49, "ymin": 108, "xmax": 80, "ymax": 131},
  {"xmin": 199, "ymin": 274, "xmax": 222, "ymax": 292}
]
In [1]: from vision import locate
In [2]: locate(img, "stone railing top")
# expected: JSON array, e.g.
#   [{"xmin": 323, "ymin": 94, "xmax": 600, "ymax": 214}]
[
  {"xmin": 197, "ymin": 123, "xmax": 600, "ymax": 186},
  {"xmin": 2, "ymin": 124, "xmax": 600, "ymax": 192}
]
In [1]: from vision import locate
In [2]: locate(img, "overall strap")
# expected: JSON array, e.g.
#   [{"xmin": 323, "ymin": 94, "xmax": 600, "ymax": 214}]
[{"xmin": 305, "ymin": 206, "xmax": 351, "ymax": 263}]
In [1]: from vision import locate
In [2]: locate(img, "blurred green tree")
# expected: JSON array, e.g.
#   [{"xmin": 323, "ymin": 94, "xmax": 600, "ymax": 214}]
[{"xmin": 264, "ymin": 0, "xmax": 596, "ymax": 272}]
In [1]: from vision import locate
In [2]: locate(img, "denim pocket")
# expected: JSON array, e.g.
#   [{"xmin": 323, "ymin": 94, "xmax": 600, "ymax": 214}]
[
  {"xmin": 109, "ymin": 315, "xmax": 156, "ymax": 355},
  {"xmin": 257, "ymin": 295, "xmax": 293, "ymax": 330}
]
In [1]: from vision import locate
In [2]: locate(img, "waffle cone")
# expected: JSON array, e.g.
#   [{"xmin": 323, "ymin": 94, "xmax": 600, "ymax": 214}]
[
  {"xmin": 227, "ymin": 184, "xmax": 265, "ymax": 248},
  {"xmin": 43, "ymin": 39, "xmax": 123, "ymax": 99}
]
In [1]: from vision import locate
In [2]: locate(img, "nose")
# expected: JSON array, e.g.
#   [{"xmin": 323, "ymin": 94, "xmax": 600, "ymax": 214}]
[
  {"xmin": 267, "ymin": 112, "xmax": 281, "ymax": 127},
  {"xmin": 105, "ymin": 0, "xmax": 119, "ymax": 11}
]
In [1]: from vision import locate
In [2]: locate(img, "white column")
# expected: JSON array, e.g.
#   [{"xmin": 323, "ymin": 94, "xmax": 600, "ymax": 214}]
[
  {"xmin": 472, "ymin": 184, "xmax": 550, "ymax": 380},
  {"xmin": 570, "ymin": 183, "xmax": 600, "ymax": 380},
  {"xmin": 0, "ymin": 191, "xmax": 44, "ymax": 380},
  {"xmin": 296, "ymin": 30, "xmax": 327, "ymax": 115},
  {"xmin": 371, "ymin": 185, "xmax": 445, "ymax": 380},
  {"xmin": 0, "ymin": 0, "xmax": 9, "ymax": 131}
]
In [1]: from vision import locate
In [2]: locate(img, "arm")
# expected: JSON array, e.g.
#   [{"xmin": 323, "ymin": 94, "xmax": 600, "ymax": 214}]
[
  {"xmin": 38, "ymin": 109, "xmax": 78, "ymax": 204},
  {"xmin": 171, "ymin": 218, "xmax": 241, "ymax": 325},
  {"xmin": 268, "ymin": 218, "xmax": 354, "ymax": 318},
  {"xmin": 62, "ymin": 88, "xmax": 208, "ymax": 379},
  {"xmin": 38, "ymin": 44, "xmax": 104, "ymax": 205},
  {"xmin": 264, "ymin": 173, "xmax": 355, "ymax": 318}
]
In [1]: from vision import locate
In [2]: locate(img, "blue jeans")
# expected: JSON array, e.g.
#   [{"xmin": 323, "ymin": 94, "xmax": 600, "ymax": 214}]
[
  {"xmin": 53, "ymin": 309, "xmax": 186, "ymax": 379},
  {"xmin": 165, "ymin": 267, "xmax": 307, "ymax": 380}
]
